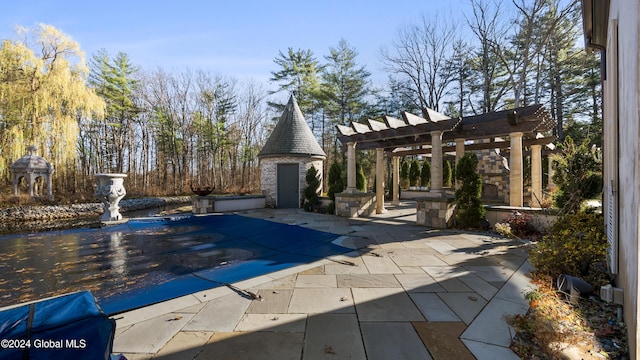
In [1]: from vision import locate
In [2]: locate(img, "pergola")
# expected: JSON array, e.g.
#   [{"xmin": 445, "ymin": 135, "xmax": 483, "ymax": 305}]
[{"xmin": 336, "ymin": 105, "xmax": 555, "ymax": 213}]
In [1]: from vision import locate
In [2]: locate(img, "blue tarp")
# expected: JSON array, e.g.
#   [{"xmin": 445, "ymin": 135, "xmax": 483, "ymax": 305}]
[{"xmin": 0, "ymin": 291, "xmax": 115, "ymax": 360}]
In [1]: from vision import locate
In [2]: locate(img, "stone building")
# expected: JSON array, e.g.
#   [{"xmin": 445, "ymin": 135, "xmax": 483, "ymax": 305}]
[{"xmin": 258, "ymin": 95, "xmax": 326, "ymax": 208}]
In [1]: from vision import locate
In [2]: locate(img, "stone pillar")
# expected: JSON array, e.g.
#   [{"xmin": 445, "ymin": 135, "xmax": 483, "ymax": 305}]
[
  {"xmin": 455, "ymin": 138, "xmax": 465, "ymax": 162},
  {"xmin": 392, "ymin": 156, "xmax": 400, "ymax": 205},
  {"xmin": 376, "ymin": 148, "xmax": 385, "ymax": 213},
  {"xmin": 531, "ymin": 144, "xmax": 542, "ymax": 207},
  {"xmin": 455, "ymin": 138, "xmax": 465, "ymax": 189},
  {"xmin": 430, "ymin": 130, "xmax": 443, "ymax": 192},
  {"xmin": 509, "ymin": 132, "xmax": 524, "ymax": 207},
  {"xmin": 347, "ymin": 142, "xmax": 356, "ymax": 193}
]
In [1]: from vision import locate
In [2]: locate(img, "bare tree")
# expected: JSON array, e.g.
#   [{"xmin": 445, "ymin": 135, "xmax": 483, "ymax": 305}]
[
  {"xmin": 488, "ymin": 0, "xmax": 577, "ymax": 108},
  {"xmin": 382, "ymin": 15, "xmax": 457, "ymax": 113},
  {"xmin": 466, "ymin": 0, "xmax": 510, "ymax": 113}
]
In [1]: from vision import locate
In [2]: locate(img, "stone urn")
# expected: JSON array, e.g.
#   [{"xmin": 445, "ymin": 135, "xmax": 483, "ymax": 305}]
[{"xmin": 95, "ymin": 173, "xmax": 127, "ymax": 222}]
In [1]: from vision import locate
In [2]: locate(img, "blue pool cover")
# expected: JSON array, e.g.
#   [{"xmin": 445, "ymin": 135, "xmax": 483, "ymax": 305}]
[
  {"xmin": 0, "ymin": 214, "xmax": 350, "ymax": 316},
  {"xmin": 100, "ymin": 214, "xmax": 348, "ymax": 314}
]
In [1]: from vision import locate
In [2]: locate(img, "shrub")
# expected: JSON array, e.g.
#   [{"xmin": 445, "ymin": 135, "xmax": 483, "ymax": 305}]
[
  {"xmin": 420, "ymin": 161, "xmax": 430, "ymax": 187},
  {"xmin": 400, "ymin": 159, "xmax": 410, "ymax": 189},
  {"xmin": 303, "ymin": 166, "xmax": 320, "ymax": 211},
  {"xmin": 409, "ymin": 159, "xmax": 420, "ymax": 187},
  {"xmin": 530, "ymin": 212, "xmax": 609, "ymax": 286},
  {"xmin": 356, "ymin": 162, "xmax": 366, "ymax": 191},
  {"xmin": 552, "ymin": 136, "xmax": 602, "ymax": 214},
  {"xmin": 443, "ymin": 159, "xmax": 452, "ymax": 187},
  {"xmin": 327, "ymin": 161, "xmax": 344, "ymax": 201},
  {"xmin": 494, "ymin": 222, "xmax": 512, "ymax": 237},
  {"xmin": 326, "ymin": 201, "xmax": 335, "ymax": 215},
  {"xmin": 501, "ymin": 212, "xmax": 539, "ymax": 239},
  {"xmin": 455, "ymin": 152, "xmax": 485, "ymax": 228}
]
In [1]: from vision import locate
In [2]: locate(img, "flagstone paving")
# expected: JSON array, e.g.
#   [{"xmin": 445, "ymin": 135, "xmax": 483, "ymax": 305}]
[{"xmin": 113, "ymin": 202, "xmax": 536, "ymax": 360}]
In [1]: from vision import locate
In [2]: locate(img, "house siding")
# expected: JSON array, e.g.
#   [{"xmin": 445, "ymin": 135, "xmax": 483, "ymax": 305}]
[{"xmin": 604, "ymin": 1, "xmax": 640, "ymax": 358}]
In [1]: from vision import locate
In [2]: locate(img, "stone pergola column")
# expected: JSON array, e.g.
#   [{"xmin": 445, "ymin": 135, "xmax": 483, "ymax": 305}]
[
  {"xmin": 509, "ymin": 132, "xmax": 524, "ymax": 207},
  {"xmin": 455, "ymin": 138, "xmax": 465, "ymax": 162},
  {"xmin": 531, "ymin": 144, "xmax": 542, "ymax": 207},
  {"xmin": 455, "ymin": 138, "xmax": 465, "ymax": 189},
  {"xmin": 430, "ymin": 130, "xmax": 443, "ymax": 192},
  {"xmin": 376, "ymin": 148, "xmax": 385, "ymax": 213},
  {"xmin": 392, "ymin": 156, "xmax": 400, "ymax": 205},
  {"xmin": 346, "ymin": 142, "xmax": 356, "ymax": 193}
]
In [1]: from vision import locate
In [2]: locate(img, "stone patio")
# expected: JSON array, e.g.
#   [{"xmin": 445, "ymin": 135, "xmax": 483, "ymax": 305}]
[{"xmin": 112, "ymin": 202, "xmax": 536, "ymax": 360}]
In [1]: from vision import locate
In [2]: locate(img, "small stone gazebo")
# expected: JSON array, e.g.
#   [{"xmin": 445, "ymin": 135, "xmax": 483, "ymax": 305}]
[
  {"xmin": 10, "ymin": 145, "xmax": 54, "ymax": 199},
  {"xmin": 258, "ymin": 95, "xmax": 326, "ymax": 208}
]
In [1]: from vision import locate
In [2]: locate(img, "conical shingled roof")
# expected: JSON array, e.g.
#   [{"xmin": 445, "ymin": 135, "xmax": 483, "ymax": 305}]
[{"xmin": 258, "ymin": 95, "xmax": 326, "ymax": 159}]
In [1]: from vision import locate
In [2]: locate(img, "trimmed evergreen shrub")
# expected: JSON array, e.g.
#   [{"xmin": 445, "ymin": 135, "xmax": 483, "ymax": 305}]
[
  {"xmin": 356, "ymin": 162, "xmax": 366, "ymax": 191},
  {"xmin": 455, "ymin": 152, "xmax": 485, "ymax": 228},
  {"xmin": 400, "ymin": 159, "xmax": 410, "ymax": 189},
  {"xmin": 303, "ymin": 166, "xmax": 320, "ymax": 212},
  {"xmin": 327, "ymin": 161, "xmax": 344, "ymax": 201},
  {"xmin": 443, "ymin": 159, "xmax": 452, "ymax": 187},
  {"xmin": 409, "ymin": 159, "xmax": 420, "ymax": 187},
  {"xmin": 420, "ymin": 161, "xmax": 431, "ymax": 187}
]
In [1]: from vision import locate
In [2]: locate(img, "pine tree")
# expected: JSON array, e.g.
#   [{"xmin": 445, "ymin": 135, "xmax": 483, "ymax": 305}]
[
  {"xmin": 321, "ymin": 39, "xmax": 372, "ymax": 157},
  {"xmin": 269, "ymin": 48, "xmax": 323, "ymax": 122},
  {"xmin": 89, "ymin": 49, "xmax": 140, "ymax": 172}
]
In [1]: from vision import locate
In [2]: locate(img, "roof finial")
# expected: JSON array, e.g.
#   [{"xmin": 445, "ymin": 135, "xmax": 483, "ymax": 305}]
[{"xmin": 28, "ymin": 145, "xmax": 37, "ymax": 156}]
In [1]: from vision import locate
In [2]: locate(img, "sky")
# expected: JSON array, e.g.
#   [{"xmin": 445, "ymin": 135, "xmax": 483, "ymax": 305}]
[{"xmin": 0, "ymin": 0, "xmax": 471, "ymax": 90}]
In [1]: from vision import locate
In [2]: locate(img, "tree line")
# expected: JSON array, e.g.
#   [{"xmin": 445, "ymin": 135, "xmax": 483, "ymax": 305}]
[{"xmin": 0, "ymin": 0, "xmax": 600, "ymax": 200}]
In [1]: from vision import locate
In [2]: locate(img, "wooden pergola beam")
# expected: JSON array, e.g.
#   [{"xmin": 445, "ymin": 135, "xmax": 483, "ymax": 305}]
[{"xmin": 391, "ymin": 136, "xmax": 556, "ymax": 156}]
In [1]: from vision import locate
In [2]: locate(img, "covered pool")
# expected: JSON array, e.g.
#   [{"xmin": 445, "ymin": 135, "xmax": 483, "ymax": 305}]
[{"xmin": 0, "ymin": 214, "xmax": 349, "ymax": 315}]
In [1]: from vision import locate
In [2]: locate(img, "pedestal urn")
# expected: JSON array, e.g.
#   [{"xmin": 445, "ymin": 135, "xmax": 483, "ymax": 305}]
[{"xmin": 94, "ymin": 173, "xmax": 127, "ymax": 222}]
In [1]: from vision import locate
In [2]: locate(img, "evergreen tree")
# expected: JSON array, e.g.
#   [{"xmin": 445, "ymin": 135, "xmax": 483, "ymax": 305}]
[
  {"xmin": 321, "ymin": 39, "xmax": 371, "ymax": 157},
  {"xmin": 327, "ymin": 161, "xmax": 344, "ymax": 201},
  {"xmin": 89, "ymin": 49, "xmax": 140, "ymax": 172},
  {"xmin": 409, "ymin": 159, "xmax": 421, "ymax": 187},
  {"xmin": 420, "ymin": 161, "xmax": 431, "ymax": 187},
  {"xmin": 455, "ymin": 153, "xmax": 485, "ymax": 228},
  {"xmin": 443, "ymin": 159, "xmax": 452, "ymax": 187},
  {"xmin": 400, "ymin": 159, "xmax": 410, "ymax": 189},
  {"xmin": 269, "ymin": 48, "xmax": 324, "ymax": 128},
  {"xmin": 303, "ymin": 166, "xmax": 321, "ymax": 212},
  {"xmin": 356, "ymin": 162, "xmax": 367, "ymax": 191}
]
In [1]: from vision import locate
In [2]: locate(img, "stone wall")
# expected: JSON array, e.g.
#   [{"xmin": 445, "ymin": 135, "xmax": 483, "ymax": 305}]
[
  {"xmin": 475, "ymin": 147, "xmax": 510, "ymax": 204},
  {"xmin": 192, "ymin": 195, "xmax": 266, "ymax": 214},
  {"xmin": 416, "ymin": 195, "xmax": 456, "ymax": 228},
  {"xmin": 259, "ymin": 156, "xmax": 324, "ymax": 208},
  {"xmin": 335, "ymin": 192, "xmax": 376, "ymax": 218}
]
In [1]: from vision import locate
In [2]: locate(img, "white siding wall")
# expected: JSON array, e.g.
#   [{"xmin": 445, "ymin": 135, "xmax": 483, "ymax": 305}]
[{"xmin": 606, "ymin": 1, "xmax": 640, "ymax": 358}]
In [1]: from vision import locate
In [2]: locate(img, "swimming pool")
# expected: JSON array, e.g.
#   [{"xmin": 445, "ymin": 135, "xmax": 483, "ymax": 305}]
[{"xmin": 0, "ymin": 214, "xmax": 349, "ymax": 315}]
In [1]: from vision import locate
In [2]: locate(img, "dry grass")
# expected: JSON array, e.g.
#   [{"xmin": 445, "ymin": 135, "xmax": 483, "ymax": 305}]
[{"xmin": 509, "ymin": 274, "xmax": 628, "ymax": 359}]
